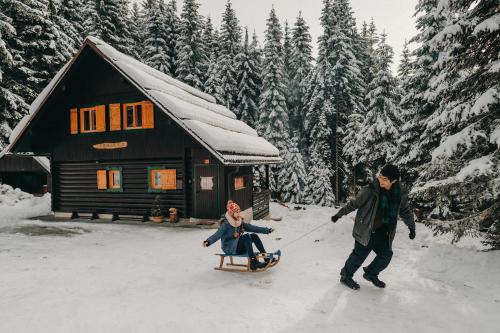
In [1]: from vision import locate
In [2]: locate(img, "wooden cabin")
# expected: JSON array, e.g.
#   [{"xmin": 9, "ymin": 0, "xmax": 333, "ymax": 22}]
[
  {"xmin": 5, "ymin": 37, "xmax": 281, "ymax": 221},
  {"xmin": 0, "ymin": 154, "xmax": 51, "ymax": 194}
]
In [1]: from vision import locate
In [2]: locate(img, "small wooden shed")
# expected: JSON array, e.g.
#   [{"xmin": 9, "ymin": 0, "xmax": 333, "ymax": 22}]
[
  {"xmin": 0, "ymin": 154, "xmax": 51, "ymax": 194},
  {"xmin": 4, "ymin": 37, "xmax": 281, "ymax": 221}
]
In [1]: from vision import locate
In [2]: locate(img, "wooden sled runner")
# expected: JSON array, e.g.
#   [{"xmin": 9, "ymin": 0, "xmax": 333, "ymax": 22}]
[{"xmin": 214, "ymin": 250, "xmax": 281, "ymax": 273}]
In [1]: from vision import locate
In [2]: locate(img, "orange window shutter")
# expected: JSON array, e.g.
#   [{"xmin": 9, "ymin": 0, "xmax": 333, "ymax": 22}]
[
  {"xmin": 95, "ymin": 105, "xmax": 106, "ymax": 132},
  {"xmin": 109, "ymin": 103, "xmax": 121, "ymax": 131},
  {"xmin": 142, "ymin": 101, "xmax": 154, "ymax": 129},
  {"xmin": 97, "ymin": 170, "xmax": 107, "ymax": 190},
  {"xmin": 160, "ymin": 170, "xmax": 168, "ymax": 190},
  {"xmin": 70, "ymin": 108, "xmax": 78, "ymax": 134},
  {"xmin": 122, "ymin": 104, "xmax": 128, "ymax": 129},
  {"xmin": 162, "ymin": 169, "xmax": 176, "ymax": 190},
  {"xmin": 80, "ymin": 109, "xmax": 85, "ymax": 132}
]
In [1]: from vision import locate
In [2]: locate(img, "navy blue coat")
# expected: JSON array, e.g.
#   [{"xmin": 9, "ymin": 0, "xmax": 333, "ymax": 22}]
[{"xmin": 206, "ymin": 217, "xmax": 271, "ymax": 254}]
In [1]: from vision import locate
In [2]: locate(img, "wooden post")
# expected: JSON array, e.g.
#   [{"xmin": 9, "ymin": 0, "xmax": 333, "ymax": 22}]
[{"xmin": 265, "ymin": 165, "xmax": 270, "ymax": 190}]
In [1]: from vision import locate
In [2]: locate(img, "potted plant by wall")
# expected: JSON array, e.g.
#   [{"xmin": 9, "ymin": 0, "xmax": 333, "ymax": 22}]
[{"xmin": 150, "ymin": 195, "xmax": 164, "ymax": 223}]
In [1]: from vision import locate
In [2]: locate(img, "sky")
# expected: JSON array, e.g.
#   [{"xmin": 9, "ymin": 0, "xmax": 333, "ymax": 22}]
[{"xmin": 133, "ymin": 0, "xmax": 419, "ymax": 73}]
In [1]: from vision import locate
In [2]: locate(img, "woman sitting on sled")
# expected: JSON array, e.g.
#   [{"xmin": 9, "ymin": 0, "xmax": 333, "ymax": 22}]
[{"xmin": 203, "ymin": 200, "xmax": 274, "ymax": 271}]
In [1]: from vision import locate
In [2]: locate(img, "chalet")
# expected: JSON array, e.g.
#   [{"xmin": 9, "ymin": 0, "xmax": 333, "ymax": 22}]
[{"xmin": 4, "ymin": 37, "xmax": 281, "ymax": 221}]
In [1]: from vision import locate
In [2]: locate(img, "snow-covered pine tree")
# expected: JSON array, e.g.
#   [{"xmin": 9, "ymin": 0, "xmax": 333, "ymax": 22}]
[
  {"xmin": 204, "ymin": 25, "xmax": 225, "ymax": 105},
  {"xmin": 200, "ymin": 16, "xmax": 216, "ymax": 85},
  {"xmin": 394, "ymin": 39, "xmax": 412, "ymax": 103},
  {"xmin": 2, "ymin": 0, "xmax": 62, "ymax": 102},
  {"xmin": 249, "ymin": 30, "xmax": 263, "ymax": 103},
  {"xmin": 356, "ymin": 32, "xmax": 401, "ymax": 174},
  {"xmin": 329, "ymin": 0, "xmax": 365, "ymax": 201},
  {"xmin": 258, "ymin": 7, "xmax": 301, "ymax": 200},
  {"xmin": 217, "ymin": 0, "xmax": 241, "ymax": 111},
  {"xmin": 58, "ymin": 0, "xmax": 85, "ymax": 44},
  {"xmin": 305, "ymin": 105, "xmax": 336, "ymax": 206},
  {"xmin": 129, "ymin": 2, "xmax": 144, "ymax": 60},
  {"xmin": 358, "ymin": 19, "xmax": 379, "ymax": 91},
  {"xmin": 398, "ymin": 39, "xmax": 413, "ymax": 79},
  {"xmin": 84, "ymin": 0, "xmax": 121, "ymax": 47},
  {"xmin": 47, "ymin": 0, "xmax": 79, "ymax": 62},
  {"xmin": 164, "ymin": 0, "xmax": 180, "ymax": 76},
  {"xmin": 234, "ymin": 28, "xmax": 259, "ymax": 127},
  {"xmin": 342, "ymin": 112, "xmax": 365, "ymax": 196},
  {"xmin": 289, "ymin": 12, "xmax": 313, "ymax": 148},
  {"xmin": 83, "ymin": 0, "xmax": 136, "ymax": 57},
  {"xmin": 282, "ymin": 20, "xmax": 293, "ymax": 112},
  {"xmin": 142, "ymin": 0, "xmax": 170, "ymax": 74},
  {"xmin": 392, "ymin": 39, "xmax": 416, "ymax": 182},
  {"xmin": 0, "ymin": 11, "xmax": 19, "ymax": 148},
  {"xmin": 114, "ymin": 0, "xmax": 139, "ymax": 58},
  {"xmin": 175, "ymin": 0, "xmax": 205, "ymax": 90},
  {"xmin": 303, "ymin": 0, "xmax": 336, "ymax": 205},
  {"xmin": 281, "ymin": 137, "xmax": 307, "ymax": 203},
  {"xmin": 394, "ymin": 0, "xmax": 447, "ymax": 183},
  {"xmin": 410, "ymin": 0, "xmax": 500, "ymax": 248}
]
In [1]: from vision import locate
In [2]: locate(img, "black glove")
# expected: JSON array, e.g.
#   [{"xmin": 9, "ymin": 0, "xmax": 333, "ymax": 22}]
[
  {"xmin": 268, "ymin": 228, "xmax": 274, "ymax": 234},
  {"xmin": 331, "ymin": 214, "xmax": 340, "ymax": 223},
  {"xmin": 409, "ymin": 228, "xmax": 416, "ymax": 240}
]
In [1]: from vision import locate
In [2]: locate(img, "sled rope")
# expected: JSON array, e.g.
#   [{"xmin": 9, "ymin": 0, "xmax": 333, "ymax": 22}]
[{"xmin": 281, "ymin": 221, "xmax": 331, "ymax": 249}]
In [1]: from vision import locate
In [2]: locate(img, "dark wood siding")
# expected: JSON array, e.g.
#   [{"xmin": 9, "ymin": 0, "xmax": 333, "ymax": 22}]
[
  {"xmin": 0, "ymin": 155, "xmax": 48, "ymax": 173},
  {"xmin": 253, "ymin": 190, "xmax": 270, "ymax": 220},
  {"xmin": 226, "ymin": 166, "xmax": 253, "ymax": 212},
  {"xmin": 52, "ymin": 159, "xmax": 185, "ymax": 216}
]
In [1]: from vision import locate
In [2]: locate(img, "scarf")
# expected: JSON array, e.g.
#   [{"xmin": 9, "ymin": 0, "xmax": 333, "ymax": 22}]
[{"xmin": 379, "ymin": 183, "xmax": 400, "ymax": 225}]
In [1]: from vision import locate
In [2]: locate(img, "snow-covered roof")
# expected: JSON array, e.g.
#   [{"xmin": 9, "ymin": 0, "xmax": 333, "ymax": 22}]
[
  {"xmin": 6, "ymin": 36, "xmax": 281, "ymax": 166},
  {"xmin": 0, "ymin": 148, "xmax": 50, "ymax": 173}
]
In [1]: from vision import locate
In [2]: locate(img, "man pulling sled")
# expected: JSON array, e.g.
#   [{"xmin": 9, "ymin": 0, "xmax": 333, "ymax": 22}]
[{"xmin": 331, "ymin": 164, "xmax": 416, "ymax": 290}]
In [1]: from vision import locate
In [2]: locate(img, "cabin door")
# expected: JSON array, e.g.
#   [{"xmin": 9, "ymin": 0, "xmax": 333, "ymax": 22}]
[{"xmin": 193, "ymin": 164, "xmax": 219, "ymax": 219}]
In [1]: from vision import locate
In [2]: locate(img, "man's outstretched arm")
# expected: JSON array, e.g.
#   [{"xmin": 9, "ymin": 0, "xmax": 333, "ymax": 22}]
[{"xmin": 332, "ymin": 186, "xmax": 371, "ymax": 222}]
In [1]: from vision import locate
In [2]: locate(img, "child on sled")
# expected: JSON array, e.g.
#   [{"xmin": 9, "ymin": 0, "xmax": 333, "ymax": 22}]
[{"xmin": 203, "ymin": 200, "xmax": 274, "ymax": 271}]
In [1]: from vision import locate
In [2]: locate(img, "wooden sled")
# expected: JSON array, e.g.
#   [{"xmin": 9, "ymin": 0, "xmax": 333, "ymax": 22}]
[{"xmin": 214, "ymin": 250, "xmax": 281, "ymax": 273}]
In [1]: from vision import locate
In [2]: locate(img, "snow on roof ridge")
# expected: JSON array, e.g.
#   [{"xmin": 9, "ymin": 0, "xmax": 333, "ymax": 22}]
[{"xmin": 85, "ymin": 36, "xmax": 217, "ymax": 104}]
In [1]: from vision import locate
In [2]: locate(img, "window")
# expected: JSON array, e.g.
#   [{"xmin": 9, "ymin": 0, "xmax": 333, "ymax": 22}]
[
  {"xmin": 123, "ymin": 101, "xmax": 154, "ymax": 130},
  {"xmin": 79, "ymin": 105, "xmax": 106, "ymax": 133},
  {"xmin": 148, "ymin": 167, "xmax": 176, "ymax": 192},
  {"xmin": 109, "ymin": 170, "xmax": 121, "ymax": 190},
  {"xmin": 234, "ymin": 176, "xmax": 245, "ymax": 190},
  {"xmin": 97, "ymin": 167, "xmax": 123, "ymax": 192},
  {"xmin": 84, "ymin": 109, "xmax": 97, "ymax": 131},
  {"xmin": 126, "ymin": 104, "xmax": 142, "ymax": 128}
]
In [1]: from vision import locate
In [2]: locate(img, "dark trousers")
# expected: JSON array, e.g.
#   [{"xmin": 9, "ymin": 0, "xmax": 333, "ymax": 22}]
[
  {"xmin": 236, "ymin": 233, "xmax": 266, "ymax": 258},
  {"xmin": 341, "ymin": 226, "xmax": 394, "ymax": 278}
]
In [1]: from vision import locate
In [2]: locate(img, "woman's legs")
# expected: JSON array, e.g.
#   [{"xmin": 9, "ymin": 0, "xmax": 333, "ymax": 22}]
[
  {"xmin": 250, "ymin": 233, "xmax": 266, "ymax": 253},
  {"xmin": 235, "ymin": 234, "xmax": 267, "ymax": 270},
  {"xmin": 236, "ymin": 234, "xmax": 254, "ymax": 257}
]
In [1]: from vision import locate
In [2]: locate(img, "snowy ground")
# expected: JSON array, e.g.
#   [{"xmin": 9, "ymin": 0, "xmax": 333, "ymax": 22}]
[{"xmin": 1, "ymin": 194, "xmax": 499, "ymax": 332}]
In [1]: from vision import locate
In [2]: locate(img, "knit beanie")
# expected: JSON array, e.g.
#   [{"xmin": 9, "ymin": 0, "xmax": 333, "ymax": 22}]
[
  {"xmin": 226, "ymin": 200, "xmax": 241, "ymax": 217},
  {"xmin": 380, "ymin": 164, "xmax": 400, "ymax": 182}
]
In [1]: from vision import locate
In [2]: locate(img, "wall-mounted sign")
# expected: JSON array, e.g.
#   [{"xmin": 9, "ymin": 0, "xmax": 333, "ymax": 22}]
[
  {"xmin": 200, "ymin": 176, "xmax": 214, "ymax": 191},
  {"xmin": 93, "ymin": 142, "xmax": 128, "ymax": 150}
]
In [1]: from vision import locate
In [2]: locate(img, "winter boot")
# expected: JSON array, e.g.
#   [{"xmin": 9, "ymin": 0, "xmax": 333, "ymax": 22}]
[
  {"xmin": 262, "ymin": 253, "xmax": 276, "ymax": 265},
  {"xmin": 340, "ymin": 275, "xmax": 360, "ymax": 290},
  {"xmin": 250, "ymin": 258, "xmax": 267, "ymax": 271},
  {"xmin": 363, "ymin": 268, "xmax": 386, "ymax": 288}
]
